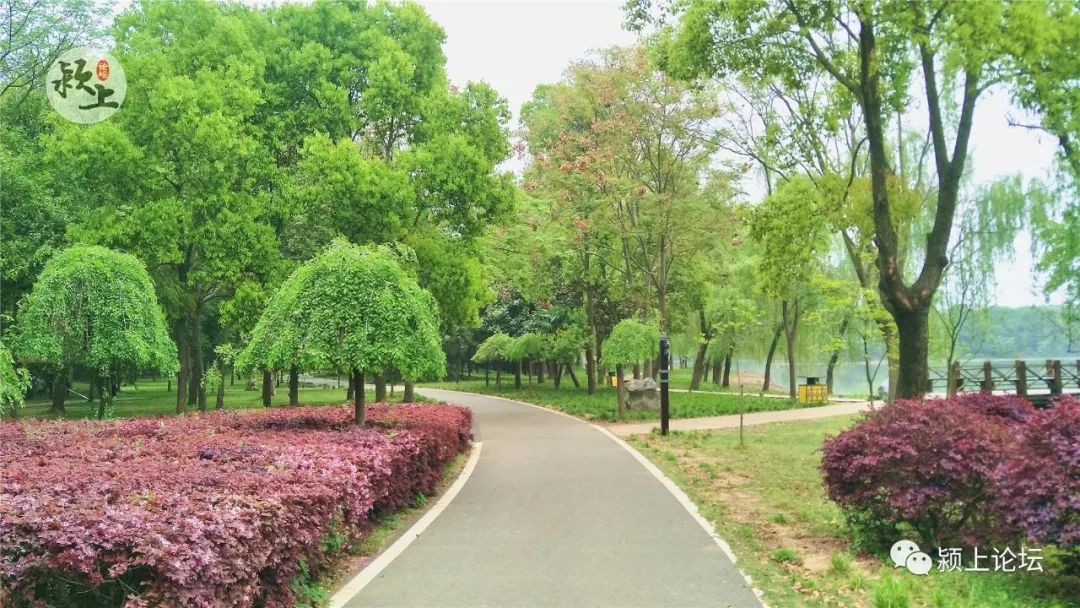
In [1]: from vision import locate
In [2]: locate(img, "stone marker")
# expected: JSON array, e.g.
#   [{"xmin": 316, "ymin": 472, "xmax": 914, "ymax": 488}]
[{"xmin": 624, "ymin": 377, "xmax": 660, "ymax": 411}]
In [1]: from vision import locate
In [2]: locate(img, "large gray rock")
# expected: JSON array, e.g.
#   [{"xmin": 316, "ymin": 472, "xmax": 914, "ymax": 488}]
[{"xmin": 624, "ymin": 377, "xmax": 660, "ymax": 410}]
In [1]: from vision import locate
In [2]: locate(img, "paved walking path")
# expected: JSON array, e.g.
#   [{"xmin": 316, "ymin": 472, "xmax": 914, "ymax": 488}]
[
  {"xmin": 605, "ymin": 401, "xmax": 873, "ymax": 438},
  {"xmin": 340, "ymin": 388, "xmax": 764, "ymax": 608}
]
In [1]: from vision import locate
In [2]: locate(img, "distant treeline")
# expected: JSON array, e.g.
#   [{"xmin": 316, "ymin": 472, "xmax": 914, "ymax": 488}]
[{"xmin": 948, "ymin": 305, "xmax": 1078, "ymax": 361}]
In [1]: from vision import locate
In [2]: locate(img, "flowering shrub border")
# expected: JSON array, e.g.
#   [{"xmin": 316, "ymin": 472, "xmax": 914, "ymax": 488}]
[
  {"xmin": 0, "ymin": 403, "xmax": 472, "ymax": 607},
  {"xmin": 820, "ymin": 397, "xmax": 1014, "ymax": 549},
  {"xmin": 993, "ymin": 397, "xmax": 1080, "ymax": 549},
  {"xmin": 822, "ymin": 393, "xmax": 1080, "ymax": 561}
]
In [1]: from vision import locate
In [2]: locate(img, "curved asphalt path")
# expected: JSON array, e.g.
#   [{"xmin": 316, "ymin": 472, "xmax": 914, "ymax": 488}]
[{"xmin": 343, "ymin": 389, "xmax": 764, "ymax": 608}]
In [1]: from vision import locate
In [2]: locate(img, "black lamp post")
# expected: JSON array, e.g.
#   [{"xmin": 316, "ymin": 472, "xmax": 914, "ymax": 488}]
[{"xmin": 660, "ymin": 334, "xmax": 670, "ymax": 435}]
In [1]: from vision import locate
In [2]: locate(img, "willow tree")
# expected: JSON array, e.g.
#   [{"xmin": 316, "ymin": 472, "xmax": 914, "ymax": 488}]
[
  {"xmin": 750, "ymin": 177, "xmax": 831, "ymax": 399},
  {"xmin": 237, "ymin": 241, "xmax": 445, "ymax": 424},
  {"xmin": 602, "ymin": 319, "xmax": 660, "ymax": 417},
  {"xmin": 637, "ymin": 0, "xmax": 1069, "ymax": 397},
  {"xmin": 15, "ymin": 245, "xmax": 178, "ymax": 418}
]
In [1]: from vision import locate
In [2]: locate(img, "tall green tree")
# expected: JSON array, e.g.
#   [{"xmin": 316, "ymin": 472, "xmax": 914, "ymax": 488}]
[
  {"xmin": 15, "ymin": 245, "xmax": 178, "ymax": 418},
  {"xmin": 637, "ymin": 0, "xmax": 1067, "ymax": 397},
  {"xmin": 750, "ymin": 177, "xmax": 830, "ymax": 399},
  {"xmin": 47, "ymin": 0, "xmax": 281, "ymax": 413}
]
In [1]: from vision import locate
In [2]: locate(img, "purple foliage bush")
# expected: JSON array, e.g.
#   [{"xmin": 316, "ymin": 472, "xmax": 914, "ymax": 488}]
[
  {"xmin": 993, "ymin": 396, "xmax": 1080, "ymax": 550},
  {"xmin": 0, "ymin": 403, "xmax": 472, "ymax": 608},
  {"xmin": 821, "ymin": 396, "xmax": 1016, "ymax": 549},
  {"xmin": 950, "ymin": 391, "xmax": 1036, "ymax": 427}
]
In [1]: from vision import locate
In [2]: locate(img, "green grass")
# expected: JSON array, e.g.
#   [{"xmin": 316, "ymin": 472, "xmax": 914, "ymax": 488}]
[
  {"xmin": 627, "ymin": 416, "xmax": 1080, "ymax": 607},
  {"xmin": 16, "ymin": 377, "xmax": 422, "ymax": 420},
  {"xmin": 421, "ymin": 378, "xmax": 805, "ymax": 421}
]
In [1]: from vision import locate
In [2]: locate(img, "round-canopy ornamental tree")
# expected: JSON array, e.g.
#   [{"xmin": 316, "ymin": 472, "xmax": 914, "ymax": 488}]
[
  {"xmin": 237, "ymin": 241, "xmax": 445, "ymax": 424},
  {"xmin": 15, "ymin": 245, "xmax": 178, "ymax": 418},
  {"xmin": 471, "ymin": 333, "xmax": 513, "ymax": 386},
  {"xmin": 0, "ymin": 340, "xmax": 29, "ymax": 417},
  {"xmin": 507, "ymin": 332, "xmax": 544, "ymax": 389},
  {"xmin": 602, "ymin": 318, "xmax": 660, "ymax": 417}
]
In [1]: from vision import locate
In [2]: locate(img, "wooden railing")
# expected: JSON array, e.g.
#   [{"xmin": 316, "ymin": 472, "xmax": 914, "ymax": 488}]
[{"xmin": 930, "ymin": 359, "xmax": 1080, "ymax": 401}]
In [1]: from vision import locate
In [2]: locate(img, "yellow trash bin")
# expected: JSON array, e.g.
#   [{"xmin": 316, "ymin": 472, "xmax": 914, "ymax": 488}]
[{"xmin": 798, "ymin": 377, "xmax": 828, "ymax": 404}]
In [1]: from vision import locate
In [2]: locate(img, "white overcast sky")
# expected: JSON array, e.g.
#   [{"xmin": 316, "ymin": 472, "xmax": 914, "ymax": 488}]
[{"xmin": 416, "ymin": 0, "xmax": 1064, "ymax": 308}]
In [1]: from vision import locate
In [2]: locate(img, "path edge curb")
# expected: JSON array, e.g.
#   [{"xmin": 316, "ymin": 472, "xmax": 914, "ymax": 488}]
[
  {"xmin": 420, "ymin": 388, "xmax": 769, "ymax": 608},
  {"xmin": 328, "ymin": 441, "xmax": 484, "ymax": 608}
]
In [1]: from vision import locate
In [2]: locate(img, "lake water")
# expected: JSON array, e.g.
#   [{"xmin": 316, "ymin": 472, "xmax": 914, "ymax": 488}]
[{"xmin": 729, "ymin": 356, "xmax": 1080, "ymax": 398}]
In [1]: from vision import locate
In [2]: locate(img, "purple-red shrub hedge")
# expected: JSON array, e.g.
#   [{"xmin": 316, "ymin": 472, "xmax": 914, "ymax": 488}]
[
  {"xmin": 0, "ymin": 403, "xmax": 472, "ymax": 608},
  {"xmin": 821, "ymin": 396, "xmax": 1017, "ymax": 549},
  {"xmin": 950, "ymin": 391, "xmax": 1036, "ymax": 428},
  {"xmin": 993, "ymin": 396, "xmax": 1080, "ymax": 550}
]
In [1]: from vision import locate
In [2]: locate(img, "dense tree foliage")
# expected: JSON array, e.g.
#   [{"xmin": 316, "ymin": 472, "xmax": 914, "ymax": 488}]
[
  {"xmin": 0, "ymin": 341, "xmax": 29, "ymax": 416},
  {"xmin": 632, "ymin": 0, "xmax": 1075, "ymax": 397},
  {"xmin": 1, "ymin": 0, "xmax": 513, "ymax": 412}
]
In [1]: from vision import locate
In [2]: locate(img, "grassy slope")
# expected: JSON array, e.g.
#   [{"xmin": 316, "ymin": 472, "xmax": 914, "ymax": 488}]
[
  {"xmin": 628, "ymin": 417, "xmax": 1080, "ymax": 608},
  {"xmin": 421, "ymin": 378, "xmax": 806, "ymax": 421},
  {"xmin": 17, "ymin": 378, "xmax": 415, "ymax": 419}
]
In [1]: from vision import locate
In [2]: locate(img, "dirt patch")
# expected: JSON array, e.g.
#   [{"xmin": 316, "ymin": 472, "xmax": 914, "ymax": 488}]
[{"xmin": 677, "ymin": 454, "xmax": 876, "ymax": 606}]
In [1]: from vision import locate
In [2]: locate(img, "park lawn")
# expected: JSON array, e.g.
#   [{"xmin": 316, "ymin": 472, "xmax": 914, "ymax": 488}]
[
  {"xmin": 420, "ymin": 378, "xmax": 803, "ymax": 421},
  {"xmin": 628, "ymin": 416, "xmax": 1080, "ymax": 608},
  {"xmin": 17, "ymin": 378, "xmax": 420, "ymax": 420}
]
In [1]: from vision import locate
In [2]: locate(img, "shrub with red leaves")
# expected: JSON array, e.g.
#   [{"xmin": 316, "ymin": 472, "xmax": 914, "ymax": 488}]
[
  {"xmin": 951, "ymin": 391, "xmax": 1036, "ymax": 427},
  {"xmin": 993, "ymin": 396, "xmax": 1080, "ymax": 551},
  {"xmin": 821, "ymin": 397, "xmax": 1017, "ymax": 550},
  {"xmin": 0, "ymin": 403, "xmax": 471, "ymax": 608}
]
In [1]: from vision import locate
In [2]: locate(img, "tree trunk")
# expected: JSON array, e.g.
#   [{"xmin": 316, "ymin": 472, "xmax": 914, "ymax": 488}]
[
  {"xmin": 537, "ymin": 362, "xmax": 545, "ymax": 384},
  {"xmin": 353, "ymin": 369, "xmax": 365, "ymax": 424},
  {"xmin": 762, "ymin": 321, "xmax": 783, "ymax": 394},
  {"xmin": 632, "ymin": 364, "xmax": 641, "ymax": 380},
  {"xmin": 585, "ymin": 343, "xmax": 597, "ymax": 395},
  {"xmin": 584, "ymin": 244, "xmax": 599, "ymax": 395},
  {"xmin": 858, "ymin": 16, "xmax": 973, "ymax": 400},
  {"xmin": 176, "ymin": 320, "xmax": 189, "ymax": 414},
  {"xmin": 553, "ymin": 363, "xmax": 562, "ymax": 389},
  {"xmin": 689, "ymin": 339, "xmax": 709, "ymax": 391},
  {"xmin": 711, "ymin": 359, "xmax": 721, "ymax": 385},
  {"xmin": 262, "ymin": 369, "xmax": 273, "ymax": 407},
  {"xmin": 403, "ymin": 381, "xmax": 414, "ymax": 402},
  {"xmin": 215, "ymin": 374, "xmax": 225, "ymax": 409},
  {"xmin": 514, "ymin": 361, "xmax": 522, "ymax": 389},
  {"xmin": 288, "ymin": 364, "xmax": 299, "ymax": 406},
  {"xmin": 97, "ymin": 372, "xmax": 109, "ymax": 419},
  {"xmin": 895, "ymin": 308, "xmax": 932, "ymax": 397},
  {"xmin": 496, "ymin": 366, "xmax": 501, "ymax": 386},
  {"xmin": 782, "ymin": 299, "xmax": 800, "ymax": 400},
  {"xmin": 51, "ymin": 367, "xmax": 67, "ymax": 416},
  {"xmin": 616, "ymin": 363, "xmax": 626, "ymax": 418},
  {"xmin": 485, "ymin": 366, "xmax": 489, "ymax": 386},
  {"xmin": 374, "ymin": 374, "xmax": 387, "ymax": 402},
  {"xmin": 722, "ymin": 348, "xmax": 733, "ymax": 387},
  {"xmin": 826, "ymin": 316, "xmax": 852, "ymax": 395},
  {"xmin": 188, "ymin": 309, "xmax": 205, "ymax": 411},
  {"xmin": 567, "ymin": 364, "xmax": 580, "ymax": 388}
]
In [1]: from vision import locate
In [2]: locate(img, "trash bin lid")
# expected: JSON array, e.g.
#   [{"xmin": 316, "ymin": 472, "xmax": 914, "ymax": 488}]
[{"xmin": 806, "ymin": 376, "xmax": 820, "ymax": 385}]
